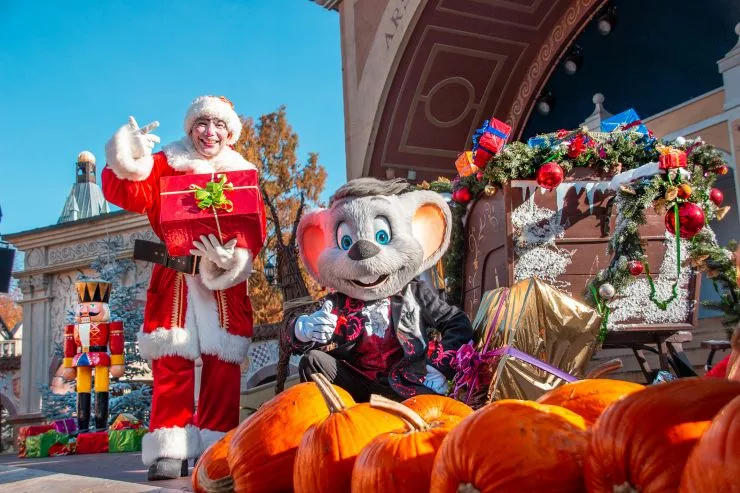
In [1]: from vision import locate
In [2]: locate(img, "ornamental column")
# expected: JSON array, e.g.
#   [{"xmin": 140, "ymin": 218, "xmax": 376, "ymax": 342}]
[{"xmin": 17, "ymin": 273, "xmax": 53, "ymax": 414}]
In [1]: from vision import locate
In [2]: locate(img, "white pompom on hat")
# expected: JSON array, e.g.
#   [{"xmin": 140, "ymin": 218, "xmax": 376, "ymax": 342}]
[{"xmin": 184, "ymin": 95, "xmax": 242, "ymax": 145}]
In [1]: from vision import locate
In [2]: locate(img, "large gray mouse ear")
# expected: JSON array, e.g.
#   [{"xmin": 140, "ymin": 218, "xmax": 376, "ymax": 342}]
[
  {"xmin": 296, "ymin": 208, "xmax": 330, "ymax": 281},
  {"xmin": 398, "ymin": 190, "xmax": 452, "ymax": 275}
]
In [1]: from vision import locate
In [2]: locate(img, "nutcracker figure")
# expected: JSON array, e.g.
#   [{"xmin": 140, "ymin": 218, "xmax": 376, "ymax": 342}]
[{"xmin": 63, "ymin": 280, "xmax": 124, "ymax": 432}]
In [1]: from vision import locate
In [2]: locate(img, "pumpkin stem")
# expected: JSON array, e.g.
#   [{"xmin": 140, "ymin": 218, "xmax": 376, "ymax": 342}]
[
  {"xmin": 457, "ymin": 483, "xmax": 481, "ymax": 493},
  {"xmin": 613, "ymin": 482, "xmax": 640, "ymax": 493},
  {"xmin": 311, "ymin": 373, "xmax": 347, "ymax": 412},
  {"xmin": 369, "ymin": 395, "xmax": 430, "ymax": 431}
]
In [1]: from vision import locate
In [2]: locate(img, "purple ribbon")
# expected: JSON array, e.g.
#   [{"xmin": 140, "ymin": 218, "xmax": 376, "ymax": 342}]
[{"xmin": 451, "ymin": 288, "xmax": 577, "ymax": 404}]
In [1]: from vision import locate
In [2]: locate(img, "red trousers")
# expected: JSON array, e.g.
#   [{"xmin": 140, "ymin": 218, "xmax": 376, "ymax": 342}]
[{"xmin": 142, "ymin": 354, "xmax": 241, "ymax": 465}]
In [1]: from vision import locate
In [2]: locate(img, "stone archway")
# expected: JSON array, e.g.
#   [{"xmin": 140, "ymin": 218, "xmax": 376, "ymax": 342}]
[{"xmin": 340, "ymin": 0, "xmax": 609, "ymax": 181}]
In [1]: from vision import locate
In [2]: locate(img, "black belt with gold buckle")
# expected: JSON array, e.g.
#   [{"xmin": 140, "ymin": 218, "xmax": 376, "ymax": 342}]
[{"xmin": 133, "ymin": 240, "xmax": 201, "ymax": 275}]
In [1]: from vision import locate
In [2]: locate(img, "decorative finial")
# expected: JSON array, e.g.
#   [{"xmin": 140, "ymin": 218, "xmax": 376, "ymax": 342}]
[
  {"xmin": 592, "ymin": 93, "xmax": 605, "ymax": 105},
  {"xmin": 735, "ymin": 22, "xmax": 740, "ymax": 37}
]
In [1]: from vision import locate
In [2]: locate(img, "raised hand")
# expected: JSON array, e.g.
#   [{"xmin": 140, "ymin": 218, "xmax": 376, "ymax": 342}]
[
  {"xmin": 126, "ymin": 116, "xmax": 160, "ymax": 158},
  {"xmin": 295, "ymin": 300, "xmax": 338, "ymax": 344}
]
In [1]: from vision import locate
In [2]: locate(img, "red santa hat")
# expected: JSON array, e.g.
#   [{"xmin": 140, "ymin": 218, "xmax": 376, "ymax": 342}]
[{"xmin": 184, "ymin": 95, "xmax": 242, "ymax": 145}]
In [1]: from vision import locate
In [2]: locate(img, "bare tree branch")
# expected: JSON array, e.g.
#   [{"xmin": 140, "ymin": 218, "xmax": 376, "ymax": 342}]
[
  {"xmin": 289, "ymin": 193, "xmax": 306, "ymax": 248},
  {"xmin": 261, "ymin": 185, "xmax": 283, "ymax": 247}
]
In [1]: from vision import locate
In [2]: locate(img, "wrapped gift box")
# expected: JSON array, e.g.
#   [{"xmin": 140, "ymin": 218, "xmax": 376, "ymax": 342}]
[
  {"xmin": 17, "ymin": 424, "xmax": 54, "ymax": 457},
  {"xmin": 658, "ymin": 148, "xmax": 687, "ymax": 170},
  {"xmin": 452, "ymin": 278, "xmax": 600, "ymax": 407},
  {"xmin": 108, "ymin": 429, "xmax": 147, "ymax": 453},
  {"xmin": 455, "ymin": 151, "xmax": 478, "ymax": 177},
  {"xmin": 160, "ymin": 170, "xmax": 267, "ymax": 257},
  {"xmin": 473, "ymin": 118, "xmax": 511, "ymax": 167},
  {"xmin": 110, "ymin": 413, "xmax": 142, "ymax": 430},
  {"xmin": 23, "ymin": 431, "xmax": 72, "ymax": 458},
  {"xmin": 52, "ymin": 418, "xmax": 78, "ymax": 435},
  {"xmin": 77, "ymin": 431, "xmax": 109, "ymax": 454},
  {"xmin": 601, "ymin": 108, "xmax": 649, "ymax": 135}
]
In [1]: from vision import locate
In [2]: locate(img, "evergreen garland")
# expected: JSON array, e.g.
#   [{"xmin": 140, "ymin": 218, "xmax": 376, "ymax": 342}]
[{"xmin": 420, "ymin": 126, "xmax": 739, "ymax": 340}]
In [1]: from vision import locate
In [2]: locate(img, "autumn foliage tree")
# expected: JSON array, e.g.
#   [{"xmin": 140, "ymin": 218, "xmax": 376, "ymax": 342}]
[{"xmin": 235, "ymin": 106, "xmax": 328, "ymax": 325}]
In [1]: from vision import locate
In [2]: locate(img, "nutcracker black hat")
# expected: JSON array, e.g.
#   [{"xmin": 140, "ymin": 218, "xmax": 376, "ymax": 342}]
[{"xmin": 76, "ymin": 279, "xmax": 111, "ymax": 304}]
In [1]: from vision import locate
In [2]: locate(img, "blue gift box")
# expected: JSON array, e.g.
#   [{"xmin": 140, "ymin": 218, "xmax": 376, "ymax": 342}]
[
  {"xmin": 527, "ymin": 135, "xmax": 550, "ymax": 148},
  {"xmin": 601, "ymin": 108, "xmax": 649, "ymax": 135}
]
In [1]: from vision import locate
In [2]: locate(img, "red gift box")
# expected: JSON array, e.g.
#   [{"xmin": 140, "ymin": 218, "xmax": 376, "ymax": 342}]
[
  {"xmin": 160, "ymin": 170, "xmax": 267, "ymax": 257},
  {"xmin": 77, "ymin": 432, "xmax": 109, "ymax": 454},
  {"xmin": 474, "ymin": 118, "xmax": 511, "ymax": 167},
  {"xmin": 17, "ymin": 424, "xmax": 55, "ymax": 457},
  {"xmin": 658, "ymin": 148, "xmax": 687, "ymax": 170}
]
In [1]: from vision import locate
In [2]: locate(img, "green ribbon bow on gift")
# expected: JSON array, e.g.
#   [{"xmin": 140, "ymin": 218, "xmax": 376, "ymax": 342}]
[{"xmin": 189, "ymin": 174, "xmax": 234, "ymax": 212}]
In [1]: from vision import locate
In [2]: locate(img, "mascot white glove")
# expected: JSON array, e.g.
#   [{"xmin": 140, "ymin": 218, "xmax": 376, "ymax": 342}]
[
  {"xmin": 423, "ymin": 365, "xmax": 450, "ymax": 395},
  {"xmin": 190, "ymin": 234, "xmax": 238, "ymax": 270},
  {"xmin": 295, "ymin": 300, "xmax": 337, "ymax": 343}
]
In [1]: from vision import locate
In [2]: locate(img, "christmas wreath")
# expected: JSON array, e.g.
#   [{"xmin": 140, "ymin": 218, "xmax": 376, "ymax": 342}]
[{"xmin": 418, "ymin": 114, "xmax": 739, "ymax": 342}]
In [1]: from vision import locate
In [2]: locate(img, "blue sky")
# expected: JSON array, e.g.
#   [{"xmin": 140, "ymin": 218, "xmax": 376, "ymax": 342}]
[{"xmin": 0, "ymin": 0, "xmax": 344, "ymax": 236}]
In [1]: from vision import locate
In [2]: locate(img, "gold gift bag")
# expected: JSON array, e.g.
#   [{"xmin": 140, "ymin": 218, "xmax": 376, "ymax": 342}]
[{"xmin": 461, "ymin": 278, "xmax": 601, "ymax": 405}]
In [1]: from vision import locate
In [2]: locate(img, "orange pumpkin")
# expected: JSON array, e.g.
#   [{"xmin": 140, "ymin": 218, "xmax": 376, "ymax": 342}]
[
  {"xmin": 352, "ymin": 395, "xmax": 459, "ymax": 493},
  {"xmin": 192, "ymin": 429, "xmax": 235, "ymax": 493},
  {"xmin": 293, "ymin": 374, "xmax": 406, "ymax": 493},
  {"xmin": 536, "ymin": 378, "xmax": 644, "ymax": 426},
  {"xmin": 402, "ymin": 394, "xmax": 473, "ymax": 425},
  {"xmin": 227, "ymin": 381, "xmax": 355, "ymax": 493},
  {"xmin": 585, "ymin": 378, "xmax": 740, "ymax": 493},
  {"xmin": 430, "ymin": 400, "xmax": 588, "ymax": 493},
  {"xmin": 680, "ymin": 394, "xmax": 740, "ymax": 492}
]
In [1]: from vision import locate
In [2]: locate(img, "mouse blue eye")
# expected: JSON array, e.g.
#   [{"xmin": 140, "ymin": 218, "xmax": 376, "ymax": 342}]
[
  {"xmin": 375, "ymin": 230, "xmax": 390, "ymax": 245},
  {"xmin": 340, "ymin": 235, "xmax": 353, "ymax": 250}
]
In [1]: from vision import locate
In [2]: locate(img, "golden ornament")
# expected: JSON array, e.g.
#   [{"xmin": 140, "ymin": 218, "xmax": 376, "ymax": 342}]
[
  {"xmin": 484, "ymin": 185, "xmax": 497, "ymax": 196},
  {"xmin": 717, "ymin": 206, "xmax": 731, "ymax": 221},
  {"xmin": 419, "ymin": 180, "xmax": 431, "ymax": 190},
  {"xmin": 677, "ymin": 183, "xmax": 692, "ymax": 199},
  {"xmin": 619, "ymin": 185, "xmax": 636, "ymax": 195},
  {"xmin": 653, "ymin": 199, "xmax": 667, "ymax": 215},
  {"xmin": 664, "ymin": 187, "xmax": 678, "ymax": 201}
]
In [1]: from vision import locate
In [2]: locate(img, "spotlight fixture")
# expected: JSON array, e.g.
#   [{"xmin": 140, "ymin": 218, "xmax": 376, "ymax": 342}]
[
  {"xmin": 407, "ymin": 169, "xmax": 417, "ymax": 181},
  {"xmin": 536, "ymin": 91, "xmax": 555, "ymax": 116},
  {"xmin": 562, "ymin": 45, "xmax": 584, "ymax": 75},
  {"xmin": 385, "ymin": 167, "xmax": 396, "ymax": 179},
  {"xmin": 596, "ymin": 5, "xmax": 617, "ymax": 36}
]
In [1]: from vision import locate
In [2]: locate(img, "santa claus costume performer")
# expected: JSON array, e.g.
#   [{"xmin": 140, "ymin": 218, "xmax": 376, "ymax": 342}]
[{"xmin": 102, "ymin": 96, "xmax": 262, "ymax": 480}]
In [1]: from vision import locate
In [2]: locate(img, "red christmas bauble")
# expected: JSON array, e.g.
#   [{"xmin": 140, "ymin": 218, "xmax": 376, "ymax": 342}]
[
  {"xmin": 665, "ymin": 202, "xmax": 705, "ymax": 239},
  {"xmin": 476, "ymin": 171, "xmax": 485, "ymax": 181},
  {"xmin": 628, "ymin": 260, "xmax": 644, "ymax": 276},
  {"xmin": 716, "ymin": 165, "xmax": 729, "ymax": 175},
  {"xmin": 710, "ymin": 188, "xmax": 724, "ymax": 206},
  {"xmin": 454, "ymin": 187, "xmax": 473, "ymax": 204},
  {"xmin": 536, "ymin": 162, "xmax": 565, "ymax": 191}
]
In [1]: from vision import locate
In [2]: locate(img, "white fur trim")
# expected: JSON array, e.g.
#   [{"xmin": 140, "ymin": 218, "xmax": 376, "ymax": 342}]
[
  {"xmin": 184, "ymin": 96, "xmax": 242, "ymax": 145},
  {"xmin": 163, "ymin": 137, "xmax": 257, "ymax": 174},
  {"xmin": 185, "ymin": 276, "xmax": 251, "ymax": 364},
  {"xmin": 104, "ymin": 124, "xmax": 154, "ymax": 181},
  {"xmin": 142, "ymin": 424, "xmax": 201, "ymax": 466},
  {"xmin": 199, "ymin": 247, "xmax": 252, "ymax": 291},
  {"xmin": 199, "ymin": 429, "xmax": 226, "ymax": 451},
  {"xmin": 137, "ymin": 326, "xmax": 200, "ymax": 361}
]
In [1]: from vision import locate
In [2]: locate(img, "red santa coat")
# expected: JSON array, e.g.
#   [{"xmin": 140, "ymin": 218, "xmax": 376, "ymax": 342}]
[{"xmin": 102, "ymin": 138, "xmax": 259, "ymax": 366}]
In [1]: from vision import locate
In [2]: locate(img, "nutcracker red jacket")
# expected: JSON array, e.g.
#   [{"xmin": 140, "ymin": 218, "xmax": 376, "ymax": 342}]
[{"xmin": 101, "ymin": 138, "xmax": 264, "ymax": 365}]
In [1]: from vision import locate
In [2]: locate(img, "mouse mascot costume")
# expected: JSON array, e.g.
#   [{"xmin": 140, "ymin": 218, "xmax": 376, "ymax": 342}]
[
  {"xmin": 102, "ymin": 96, "xmax": 262, "ymax": 480},
  {"xmin": 286, "ymin": 178, "xmax": 473, "ymax": 401}
]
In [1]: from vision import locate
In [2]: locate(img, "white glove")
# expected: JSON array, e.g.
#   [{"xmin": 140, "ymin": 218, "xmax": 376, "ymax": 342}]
[
  {"xmin": 190, "ymin": 234, "xmax": 238, "ymax": 270},
  {"xmin": 423, "ymin": 365, "xmax": 450, "ymax": 395},
  {"xmin": 295, "ymin": 300, "xmax": 337, "ymax": 343},
  {"xmin": 123, "ymin": 116, "xmax": 160, "ymax": 159}
]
